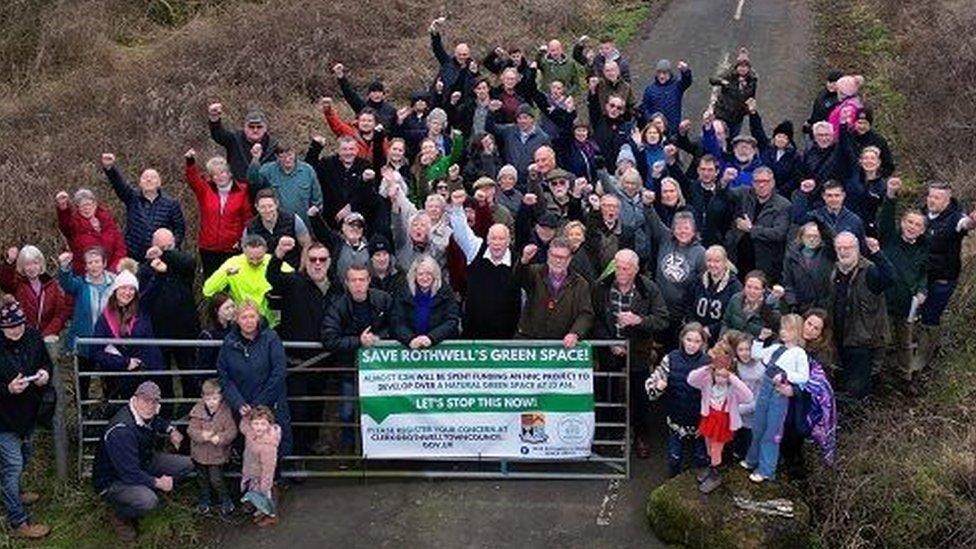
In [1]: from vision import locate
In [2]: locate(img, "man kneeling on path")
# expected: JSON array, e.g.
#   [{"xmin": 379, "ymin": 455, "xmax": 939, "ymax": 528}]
[{"xmin": 92, "ymin": 381, "xmax": 192, "ymax": 541}]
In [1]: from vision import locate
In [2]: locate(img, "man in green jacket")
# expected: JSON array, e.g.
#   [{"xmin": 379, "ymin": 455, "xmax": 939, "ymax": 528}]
[
  {"xmin": 536, "ymin": 39, "xmax": 581, "ymax": 97},
  {"xmin": 515, "ymin": 237, "xmax": 593, "ymax": 348}
]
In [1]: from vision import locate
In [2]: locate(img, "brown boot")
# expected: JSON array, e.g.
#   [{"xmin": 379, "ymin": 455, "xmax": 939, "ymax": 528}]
[
  {"xmin": 20, "ymin": 491, "xmax": 40, "ymax": 505},
  {"xmin": 256, "ymin": 514, "xmax": 278, "ymax": 528},
  {"xmin": 12, "ymin": 521, "xmax": 51, "ymax": 539},
  {"xmin": 109, "ymin": 513, "xmax": 137, "ymax": 542}
]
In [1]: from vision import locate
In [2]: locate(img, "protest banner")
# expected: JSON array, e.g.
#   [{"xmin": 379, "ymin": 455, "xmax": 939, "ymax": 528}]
[{"xmin": 358, "ymin": 342, "xmax": 595, "ymax": 459}]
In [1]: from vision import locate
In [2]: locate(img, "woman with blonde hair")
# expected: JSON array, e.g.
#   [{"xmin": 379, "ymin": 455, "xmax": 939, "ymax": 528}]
[{"xmin": 391, "ymin": 255, "xmax": 460, "ymax": 349}]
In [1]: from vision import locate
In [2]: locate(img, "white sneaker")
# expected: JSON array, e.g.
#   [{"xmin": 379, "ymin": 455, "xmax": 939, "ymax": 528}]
[
  {"xmin": 749, "ymin": 472, "xmax": 766, "ymax": 483},
  {"xmin": 739, "ymin": 460, "xmax": 752, "ymax": 470}
]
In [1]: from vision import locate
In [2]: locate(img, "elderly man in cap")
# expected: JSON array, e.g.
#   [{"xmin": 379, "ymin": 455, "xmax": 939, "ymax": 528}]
[
  {"xmin": 208, "ymin": 102, "xmax": 277, "ymax": 181},
  {"xmin": 92, "ymin": 380, "xmax": 191, "ymax": 541},
  {"xmin": 332, "ymin": 63, "xmax": 397, "ymax": 129},
  {"xmin": 486, "ymin": 103, "xmax": 552, "ymax": 187},
  {"xmin": 472, "ymin": 177, "xmax": 515, "ymax": 230},
  {"xmin": 310, "ymin": 209, "xmax": 370, "ymax": 280},
  {"xmin": 0, "ymin": 299, "xmax": 53, "ymax": 539}
]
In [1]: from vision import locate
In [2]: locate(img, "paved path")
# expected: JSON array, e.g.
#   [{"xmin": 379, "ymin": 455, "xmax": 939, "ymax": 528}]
[{"xmin": 212, "ymin": 1, "xmax": 815, "ymax": 547}]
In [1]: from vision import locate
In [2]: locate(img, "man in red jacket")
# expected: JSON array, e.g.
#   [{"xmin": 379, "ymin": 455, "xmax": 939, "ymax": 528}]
[{"xmin": 184, "ymin": 149, "xmax": 252, "ymax": 278}]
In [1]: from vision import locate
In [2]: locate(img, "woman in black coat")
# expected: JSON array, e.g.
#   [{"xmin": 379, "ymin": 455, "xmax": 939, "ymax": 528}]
[
  {"xmin": 461, "ymin": 133, "xmax": 503, "ymax": 189},
  {"xmin": 391, "ymin": 255, "xmax": 460, "ymax": 348}
]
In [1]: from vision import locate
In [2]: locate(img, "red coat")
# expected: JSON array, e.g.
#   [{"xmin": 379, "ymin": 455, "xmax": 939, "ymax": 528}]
[
  {"xmin": 0, "ymin": 265, "xmax": 72, "ymax": 337},
  {"xmin": 56, "ymin": 205, "xmax": 127, "ymax": 274},
  {"xmin": 323, "ymin": 107, "xmax": 389, "ymax": 161},
  {"xmin": 185, "ymin": 160, "xmax": 252, "ymax": 253}
]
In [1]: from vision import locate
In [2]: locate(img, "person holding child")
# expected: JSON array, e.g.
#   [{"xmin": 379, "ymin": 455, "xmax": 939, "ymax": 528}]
[
  {"xmin": 741, "ymin": 313, "xmax": 810, "ymax": 483},
  {"xmin": 187, "ymin": 378, "xmax": 238, "ymax": 516},
  {"xmin": 240, "ymin": 405, "xmax": 281, "ymax": 527},
  {"xmin": 687, "ymin": 338, "xmax": 754, "ymax": 493}
]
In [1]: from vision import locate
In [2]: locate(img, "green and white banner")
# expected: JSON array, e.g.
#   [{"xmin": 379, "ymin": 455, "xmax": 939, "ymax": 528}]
[{"xmin": 358, "ymin": 342, "xmax": 595, "ymax": 459}]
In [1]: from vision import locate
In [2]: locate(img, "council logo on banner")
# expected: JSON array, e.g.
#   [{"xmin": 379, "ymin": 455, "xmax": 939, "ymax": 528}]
[{"xmin": 520, "ymin": 413, "xmax": 548, "ymax": 444}]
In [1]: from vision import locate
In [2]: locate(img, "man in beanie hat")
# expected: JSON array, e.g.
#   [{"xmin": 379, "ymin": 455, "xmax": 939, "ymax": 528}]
[
  {"xmin": 852, "ymin": 105, "xmax": 895, "ymax": 178},
  {"xmin": 92, "ymin": 380, "xmax": 191, "ymax": 541},
  {"xmin": 332, "ymin": 63, "xmax": 397, "ymax": 129},
  {"xmin": 746, "ymin": 98, "xmax": 803, "ymax": 197},
  {"xmin": 0, "ymin": 298, "xmax": 52, "ymax": 539},
  {"xmin": 367, "ymin": 234, "xmax": 405, "ymax": 295},
  {"xmin": 641, "ymin": 58, "xmax": 692, "ymax": 133},
  {"xmin": 709, "ymin": 47, "xmax": 757, "ymax": 136},
  {"xmin": 207, "ymin": 102, "xmax": 278, "ymax": 181},
  {"xmin": 805, "ymin": 69, "xmax": 844, "ymax": 135}
]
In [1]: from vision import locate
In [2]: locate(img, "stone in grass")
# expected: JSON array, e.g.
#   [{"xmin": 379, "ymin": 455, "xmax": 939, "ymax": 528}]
[{"xmin": 646, "ymin": 467, "xmax": 812, "ymax": 548}]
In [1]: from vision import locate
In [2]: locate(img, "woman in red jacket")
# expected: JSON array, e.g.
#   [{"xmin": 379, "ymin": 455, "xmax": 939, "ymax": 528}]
[
  {"xmin": 55, "ymin": 189, "xmax": 127, "ymax": 275},
  {"xmin": 0, "ymin": 246, "xmax": 72, "ymax": 345},
  {"xmin": 184, "ymin": 149, "xmax": 252, "ymax": 278}
]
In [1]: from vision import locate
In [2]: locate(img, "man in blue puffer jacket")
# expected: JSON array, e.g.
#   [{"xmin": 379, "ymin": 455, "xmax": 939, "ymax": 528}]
[{"xmin": 641, "ymin": 59, "xmax": 692, "ymax": 134}]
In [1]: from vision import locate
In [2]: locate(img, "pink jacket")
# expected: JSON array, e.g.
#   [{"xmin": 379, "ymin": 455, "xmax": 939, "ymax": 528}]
[
  {"xmin": 240, "ymin": 420, "xmax": 280, "ymax": 494},
  {"xmin": 687, "ymin": 365, "xmax": 754, "ymax": 432},
  {"xmin": 827, "ymin": 96, "xmax": 862, "ymax": 139}
]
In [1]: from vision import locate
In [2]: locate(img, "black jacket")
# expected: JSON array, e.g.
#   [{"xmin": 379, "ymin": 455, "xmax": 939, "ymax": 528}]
[
  {"xmin": 0, "ymin": 329, "xmax": 51, "ymax": 436},
  {"xmin": 209, "ymin": 119, "xmax": 277, "ymax": 181},
  {"xmin": 138, "ymin": 250, "xmax": 200, "ymax": 339},
  {"xmin": 591, "ymin": 275, "xmax": 669, "ymax": 349},
  {"xmin": 781, "ymin": 242, "xmax": 835, "ymax": 311},
  {"xmin": 305, "ymin": 143, "xmax": 379, "ymax": 230},
  {"xmin": 390, "ymin": 286, "xmax": 460, "ymax": 346},
  {"xmin": 337, "ymin": 76, "xmax": 398, "ymax": 129},
  {"xmin": 267, "ymin": 256, "xmax": 340, "ymax": 344},
  {"xmin": 321, "ymin": 289, "xmax": 393, "ymax": 366},
  {"xmin": 92, "ymin": 405, "xmax": 171, "ymax": 493},
  {"xmin": 925, "ymin": 199, "xmax": 971, "ymax": 281}
]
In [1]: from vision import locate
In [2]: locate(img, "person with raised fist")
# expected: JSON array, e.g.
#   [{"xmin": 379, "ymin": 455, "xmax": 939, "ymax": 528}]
[
  {"xmin": 100, "ymin": 152, "xmax": 185, "ymax": 261},
  {"xmin": 184, "ymin": 149, "xmax": 252, "ymax": 278},
  {"xmin": 208, "ymin": 102, "xmax": 277, "ymax": 181},
  {"xmin": 55, "ymin": 188, "xmax": 127, "ymax": 275}
]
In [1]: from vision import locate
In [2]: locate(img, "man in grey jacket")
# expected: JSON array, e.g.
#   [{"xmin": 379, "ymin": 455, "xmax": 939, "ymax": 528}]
[{"xmin": 725, "ymin": 166, "xmax": 791, "ymax": 282}]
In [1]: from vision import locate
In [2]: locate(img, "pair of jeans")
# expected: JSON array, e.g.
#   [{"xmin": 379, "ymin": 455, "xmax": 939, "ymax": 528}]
[
  {"xmin": 194, "ymin": 462, "xmax": 230, "ymax": 506},
  {"xmin": 103, "ymin": 453, "xmax": 193, "ymax": 520},
  {"xmin": 666, "ymin": 430, "xmax": 707, "ymax": 477},
  {"xmin": 339, "ymin": 379, "xmax": 357, "ymax": 449},
  {"xmin": 745, "ymin": 378, "xmax": 789, "ymax": 479},
  {"xmin": 920, "ymin": 278, "xmax": 957, "ymax": 326},
  {"xmin": 840, "ymin": 346, "xmax": 875, "ymax": 400},
  {"xmin": 0, "ymin": 431, "xmax": 31, "ymax": 527}
]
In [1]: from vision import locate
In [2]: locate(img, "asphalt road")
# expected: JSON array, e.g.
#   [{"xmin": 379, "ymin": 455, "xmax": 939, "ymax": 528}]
[{"xmin": 212, "ymin": 1, "xmax": 815, "ymax": 546}]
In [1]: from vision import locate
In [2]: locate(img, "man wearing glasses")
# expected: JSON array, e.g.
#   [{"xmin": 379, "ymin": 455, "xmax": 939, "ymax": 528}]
[
  {"xmin": 588, "ymin": 86, "xmax": 634, "ymax": 164},
  {"xmin": 515, "ymin": 237, "xmax": 594, "ymax": 349}
]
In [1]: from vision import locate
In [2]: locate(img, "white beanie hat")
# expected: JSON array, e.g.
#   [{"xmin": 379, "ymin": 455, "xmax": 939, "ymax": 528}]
[{"xmin": 109, "ymin": 269, "xmax": 139, "ymax": 295}]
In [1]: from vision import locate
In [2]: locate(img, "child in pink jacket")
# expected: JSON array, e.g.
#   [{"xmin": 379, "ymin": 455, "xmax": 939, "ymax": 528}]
[
  {"xmin": 240, "ymin": 405, "xmax": 281, "ymax": 527},
  {"xmin": 687, "ymin": 340, "xmax": 754, "ymax": 493}
]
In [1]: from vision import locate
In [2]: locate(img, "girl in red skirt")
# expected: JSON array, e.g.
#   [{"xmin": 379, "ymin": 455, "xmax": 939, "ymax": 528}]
[{"xmin": 688, "ymin": 340, "xmax": 754, "ymax": 493}]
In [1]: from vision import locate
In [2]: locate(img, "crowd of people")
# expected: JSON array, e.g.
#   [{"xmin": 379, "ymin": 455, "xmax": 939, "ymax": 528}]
[{"xmin": 0, "ymin": 15, "xmax": 973, "ymax": 541}]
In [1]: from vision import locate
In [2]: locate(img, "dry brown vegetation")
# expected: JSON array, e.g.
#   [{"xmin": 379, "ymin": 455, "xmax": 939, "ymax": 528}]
[
  {"xmin": 809, "ymin": 0, "xmax": 976, "ymax": 547},
  {"xmin": 0, "ymin": 0, "xmax": 617, "ymax": 254}
]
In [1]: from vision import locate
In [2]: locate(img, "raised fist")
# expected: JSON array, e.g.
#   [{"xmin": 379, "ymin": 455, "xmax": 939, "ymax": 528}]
[
  {"xmin": 150, "ymin": 258, "xmax": 168, "ymax": 273},
  {"xmin": 363, "ymin": 169, "xmax": 376, "ymax": 181},
  {"xmin": 746, "ymin": 97, "xmax": 757, "ymax": 114},
  {"xmin": 886, "ymin": 177, "xmax": 902, "ymax": 197},
  {"xmin": 588, "ymin": 77, "xmax": 600, "ymax": 93},
  {"xmin": 100, "ymin": 153, "xmax": 116, "ymax": 169},
  {"xmin": 865, "ymin": 237, "xmax": 881, "ymax": 255},
  {"xmin": 276, "ymin": 236, "xmax": 296, "ymax": 258},
  {"xmin": 450, "ymin": 189, "xmax": 467, "ymax": 207},
  {"xmin": 307, "ymin": 205, "xmax": 320, "ymax": 218},
  {"xmin": 448, "ymin": 164, "xmax": 460, "ymax": 180},
  {"xmin": 450, "ymin": 91, "xmax": 462, "ymax": 105},
  {"xmin": 522, "ymin": 193, "xmax": 538, "ymax": 206},
  {"xmin": 58, "ymin": 251, "xmax": 73, "ymax": 268},
  {"xmin": 587, "ymin": 193, "xmax": 601, "ymax": 209},
  {"xmin": 800, "ymin": 178, "xmax": 816, "ymax": 193},
  {"xmin": 641, "ymin": 190, "xmax": 656, "ymax": 205},
  {"xmin": 332, "ymin": 63, "xmax": 345, "ymax": 78},
  {"xmin": 55, "ymin": 191, "xmax": 70, "ymax": 209},
  {"xmin": 521, "ymin": 244, "xmax": 539, "ymax": 264},
  {"xmin": 145, "ymin": 246, "xmax": 163, "ymax": 260},
  {"xmin": 184, "ymin": 148, "xmax": 196, "ymax": 159},
  {"xmin": 488, "ymin": 99, "xmax": 503, "ymax": 112},
  {"xmin": 676, "ymin": 60, "xmax": 689, "ymax": 71},
  {"xmin": 678, "ymin": 119, "xmax": 692, "ymax": 135},
  {"xmin": 250, "ymin": 143, "xmax": 263, "ymax": 160},
  {"xmin": 6, "ymin": 247, "xmax": 19, "ymax": 264}
]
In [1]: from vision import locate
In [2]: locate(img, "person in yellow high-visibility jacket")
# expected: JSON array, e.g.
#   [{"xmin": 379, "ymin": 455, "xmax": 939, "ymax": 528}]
[{"xmin": 203, "ymin": 234, "xmax": 292, "ymax": 326}]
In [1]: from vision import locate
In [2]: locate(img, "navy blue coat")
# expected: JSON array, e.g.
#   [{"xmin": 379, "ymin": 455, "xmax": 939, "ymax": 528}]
[
  {"xmin": 689, "ymin": 272, "xmax": 743, "ymax": 339},
  {"xmin": 662, "ymin": 349, "xmax": 708, "ymax": 429},
  {"xmin": 641, "ymin": 69, "xmax": 693, "ymax": 133},
  {"xmin": 217, "ymin": 325, "xmax": 292, "ymax": 456},
  {"xmin": 92, "ymin": 308, "xmax": 166, "ymax": 399},
  {"xmin": 92, "ymin": 405, "xmax": 171, "ymax": 493},
  {"xmin": 103, "ymin": 166, "xmax": 186, "ymax": 260}
]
